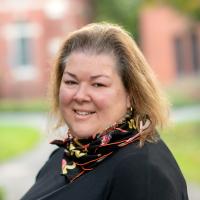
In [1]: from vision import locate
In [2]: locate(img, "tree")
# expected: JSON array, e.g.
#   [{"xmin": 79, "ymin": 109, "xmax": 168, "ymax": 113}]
[
  {"xmin": 92, "ymin": 0, "xmax": 200, "ymax": 41},
  {"xmin": 144, "ymin": 0, "xmax": 200, "ymax": 20},
  {"xmin": 93, "ymin": 0, "xmax": 142, "ymax": 41}
]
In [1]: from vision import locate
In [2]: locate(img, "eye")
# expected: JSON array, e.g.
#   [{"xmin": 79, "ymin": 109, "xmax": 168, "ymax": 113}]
[
  {"xmin": 64, "ymin": 80, "xmax": 78, "ymax": 85},
  {"xmin": 92, "ymin": 83, "xmax": 105, "ymax": 87}
]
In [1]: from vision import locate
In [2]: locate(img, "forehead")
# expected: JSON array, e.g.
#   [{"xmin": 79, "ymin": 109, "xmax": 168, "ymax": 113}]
[{"xmin": 64, "ymin": 51, "xmax": 119, "ymax": 75}]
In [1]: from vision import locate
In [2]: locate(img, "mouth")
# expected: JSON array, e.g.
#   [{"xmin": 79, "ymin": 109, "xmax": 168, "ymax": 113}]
[{"xmin": 73, "ymin": 109, "xmax": 96, "ymax": 116}]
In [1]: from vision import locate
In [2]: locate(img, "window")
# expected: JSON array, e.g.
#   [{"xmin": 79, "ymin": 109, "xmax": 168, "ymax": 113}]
[
  {"xmin": 174, "ymin": 37, "xmax": 185, "ymax": 76},
  {"xmin": 13, "ymin": 21, "xmax": 33, "ymax": 68},
  {"xmin": 6, "ymin": 20, "xmax": 38, "ymax": 80},
  {"xmin": 15, "ymin": 30, "xmax": 32, "ymax": 67}
]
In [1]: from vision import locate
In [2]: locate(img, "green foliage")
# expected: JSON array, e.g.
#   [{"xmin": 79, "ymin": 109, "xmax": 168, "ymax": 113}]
[
  {"xmin": 144, "ymin": 0, "xmax": 200, "ymax": 21},
  {"xmin": 0, "ymin": 125, "xmax": 41, "ymax": 162},
  {"xmin": 93, "ymin": 0, "xmax": 200, "ymax": 44},
  {"xmin": 93, "ymin": 0, "xmax": 142, "ymax": 41},
  {"xmin": 167, "ymin": 0, "xmax": 200, "ymax": 20},
  {"xmin": 161, "ymin": 121, "xmax": 200, "ymax": 184}
]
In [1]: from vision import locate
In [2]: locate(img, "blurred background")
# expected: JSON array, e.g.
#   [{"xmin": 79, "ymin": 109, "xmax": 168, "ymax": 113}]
[{"xmin": 0, "ymin": 0, "xmax": 199, "ymax": 199}]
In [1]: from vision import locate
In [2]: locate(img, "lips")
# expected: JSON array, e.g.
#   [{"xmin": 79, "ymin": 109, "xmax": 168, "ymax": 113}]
[{"xmin": 73, "ymin": 109, "xmax": 96, "ymax": 116}]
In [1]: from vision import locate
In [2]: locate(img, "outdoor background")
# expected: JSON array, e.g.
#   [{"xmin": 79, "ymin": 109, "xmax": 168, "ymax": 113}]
[{"xmin": 0, "ymin": 0, "xmax": 200, "ymax": 200}]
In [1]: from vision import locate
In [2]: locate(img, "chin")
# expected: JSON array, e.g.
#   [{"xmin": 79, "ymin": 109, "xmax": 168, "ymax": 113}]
[{"xmin": 69, "ymin": 128, "xmax": 96, "ymax": 139}]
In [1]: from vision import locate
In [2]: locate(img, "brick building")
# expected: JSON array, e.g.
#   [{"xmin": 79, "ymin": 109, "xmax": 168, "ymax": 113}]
[
  {"xmin": 0, "ymin": 0, "xmax": 91, "ymax": 99},
  {"xmin": 140, "ymin": 6, "xmax": 200, "ymax": 85},
  {"xmin": 1, "ymin": 4, "xmax": 200, "ymax": 100}
]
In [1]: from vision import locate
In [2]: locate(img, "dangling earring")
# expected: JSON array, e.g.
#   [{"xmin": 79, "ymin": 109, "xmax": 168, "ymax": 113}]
[{"xmin": 126, "ymin": 106, "xmax": 133, "ymax": 118}]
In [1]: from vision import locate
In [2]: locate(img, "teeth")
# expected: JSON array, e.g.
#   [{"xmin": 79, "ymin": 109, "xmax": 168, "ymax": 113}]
[{"xmin": 75, "ymin": 110, "xmax": 94, "ymax": 115}]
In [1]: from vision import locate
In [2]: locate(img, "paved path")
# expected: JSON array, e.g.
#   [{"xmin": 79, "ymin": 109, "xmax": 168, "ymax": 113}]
[
  {"xmin": 0, "ymin": 140, "xmax": 55, "ymax": 200},
  {"xmin": 0, "ymin": 106, "xmax": 200, "ymax": 200},
  {"xmin": 0, "ymin": 112, "xmax": 56, "ymax": 200}
]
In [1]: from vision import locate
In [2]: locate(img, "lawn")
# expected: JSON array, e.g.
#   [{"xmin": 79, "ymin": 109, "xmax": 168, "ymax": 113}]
[
  {"xmin": 166, "ymin": 89, "xmax": 200, "ymax": 107},
  {"xmin": 165, "ymin": 77, "xmax": 200, "ymax": 108},
  {"xmin": 0, "ymin": 99, "xmax": 48, "ymax": 112},
  {"xmin": 0, "ymin": 187, "xmax": 4, "ymax": 200},
  {"xmin": 161, "ymin": 120, "xmax": 200, "ymax": 184},
  {"xmin": 0, "ymin": 125, "xmax": 41, "ymax": 162}
]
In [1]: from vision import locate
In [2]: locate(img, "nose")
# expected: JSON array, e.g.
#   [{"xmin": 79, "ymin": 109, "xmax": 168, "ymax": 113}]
[{"xmin": 73, "ymin": 83, "xmax": 90, "ymax": 103}]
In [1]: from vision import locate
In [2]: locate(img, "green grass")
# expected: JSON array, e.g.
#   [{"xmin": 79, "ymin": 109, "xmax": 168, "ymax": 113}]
[
  {"xmin": 165, "ymin": 77, "xmax": 200, "ymax": 107},
  {"xmin": 0, "ymin": 125, "xmax": 41, "ymax": 162},
  {"xmin": 0, "ymin": 187, "xmax": 4, "ymax": 200},
  {"xmin": 161, "ymin": 121, "xmax": 200, "ymax": 184},
  {"xmin": 166, "ymin": 89, "xmax": 200, "ymax": 107},
  {"xmin": 0, "ymin": 99, "xmax": 49, "ymax": 112}
]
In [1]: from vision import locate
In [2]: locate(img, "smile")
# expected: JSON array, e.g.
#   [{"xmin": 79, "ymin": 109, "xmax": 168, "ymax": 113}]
[{"xmin": 73, "ymin": 110, "xmax": 96, "ymax": 116}]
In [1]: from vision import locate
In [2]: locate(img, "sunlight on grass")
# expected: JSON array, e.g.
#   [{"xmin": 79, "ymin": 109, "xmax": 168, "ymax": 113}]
[
  {"xmin": 161, "ymin": 121, "xmax": 200, "ymax": 184},
  {"xmin": 0, "ymin": 125, "xmax": 41, "ymax": 162}
]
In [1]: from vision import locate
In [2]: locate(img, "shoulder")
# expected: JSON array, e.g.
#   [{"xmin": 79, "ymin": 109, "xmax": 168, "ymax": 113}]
[
  {"xmin": 35, "ymin": 147, "xmax": 64, "ymax": 180},
  {"xmin": 111, "ymin": 139, "xmax": 182, "ymax": 178},
  {"xmin": 107, "ymin": 139, "xmax": 188, "ymax": 200},
  {"xmin": 49, "ymin": 147, "xmax": 64, "ymax": 159},
  {"xmin": 110, "ymin": 141, "xmax": 155, "ymax": 179},
  {"xmin": 105, "ymin": 141, "xmax": 155, "ymax": 199},
  {"xmin": 111, "ymin": 139, "xmax": 162, "ymax": 167}
]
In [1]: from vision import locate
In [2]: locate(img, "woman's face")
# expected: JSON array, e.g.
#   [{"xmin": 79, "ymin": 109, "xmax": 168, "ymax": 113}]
[{"xmin": 59, "ymin": 51, "xmax": 130, "ymax": 138}]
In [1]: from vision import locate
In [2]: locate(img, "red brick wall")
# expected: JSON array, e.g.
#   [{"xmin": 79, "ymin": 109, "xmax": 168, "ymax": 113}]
[
  {"xmin": 0, "ymin": 0, "xmax": 91, "ymax": 99},
  {"xmin": 139, "ymin": 6, "xmax": 200, "ymax": 85}
]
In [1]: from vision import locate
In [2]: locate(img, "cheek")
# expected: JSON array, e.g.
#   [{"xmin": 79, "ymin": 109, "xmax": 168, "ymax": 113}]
[
  {"xmin": 59, "ymin": 86, "xmax": 71, "ymax": 105},
  {"xmin": 93, "ymin": 90, "xmax": 120, "ymax": 109},
  {"xmin": 97, "ymin": 88, "xmax": 128, "ymax": 112}
]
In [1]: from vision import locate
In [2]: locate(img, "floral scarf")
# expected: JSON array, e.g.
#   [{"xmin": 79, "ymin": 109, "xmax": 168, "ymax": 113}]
[{"xmin": 51, "ymin": 117, "xmax": 150, "ymax": 182}]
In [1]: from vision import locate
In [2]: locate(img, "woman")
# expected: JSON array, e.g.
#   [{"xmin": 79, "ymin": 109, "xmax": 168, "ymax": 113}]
[{"xmin": 21, "ymin": 23, "xmax": 188, "ymax": 200}]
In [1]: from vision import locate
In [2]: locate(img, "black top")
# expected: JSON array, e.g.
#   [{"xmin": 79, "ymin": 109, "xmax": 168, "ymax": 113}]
[{"xmin": 21, "ymin": 139, "xmax": 188, "ymax": 200}]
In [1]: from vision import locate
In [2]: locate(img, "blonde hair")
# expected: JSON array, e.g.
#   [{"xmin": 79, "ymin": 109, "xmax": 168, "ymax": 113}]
[{"xmin": 49, "ymin": 22, "xmax": 169, "ymax": 144}]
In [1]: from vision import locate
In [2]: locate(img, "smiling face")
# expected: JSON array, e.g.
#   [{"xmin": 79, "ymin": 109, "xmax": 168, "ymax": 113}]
[{"xmin": 59, "ymin": 51, "xmax": 130, "ymax": 138}]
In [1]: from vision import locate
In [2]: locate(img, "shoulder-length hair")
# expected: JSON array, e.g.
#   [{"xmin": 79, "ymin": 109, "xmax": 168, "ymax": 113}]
[{"xmin": 49, "ymin": 22, "xmax": 169, "ymax": 144}]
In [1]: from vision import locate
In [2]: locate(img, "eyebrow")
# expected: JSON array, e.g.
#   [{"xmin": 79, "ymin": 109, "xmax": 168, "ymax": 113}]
[
  {"xmin": 63, "ymin": 71, "xmax": 110, "ymax": 80},
  {"xmin": 90, "ymin": 74, "xmax": 110, "ymax": 80},
  {"xmin": 64, "ymin": 71, "xmax": 77, "ymax": 79}
]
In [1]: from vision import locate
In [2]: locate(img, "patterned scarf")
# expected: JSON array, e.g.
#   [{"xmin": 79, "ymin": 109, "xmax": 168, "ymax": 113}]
[{"xmin": 51, "ymin": 117, "xmax": 150, "ymax": 182}]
